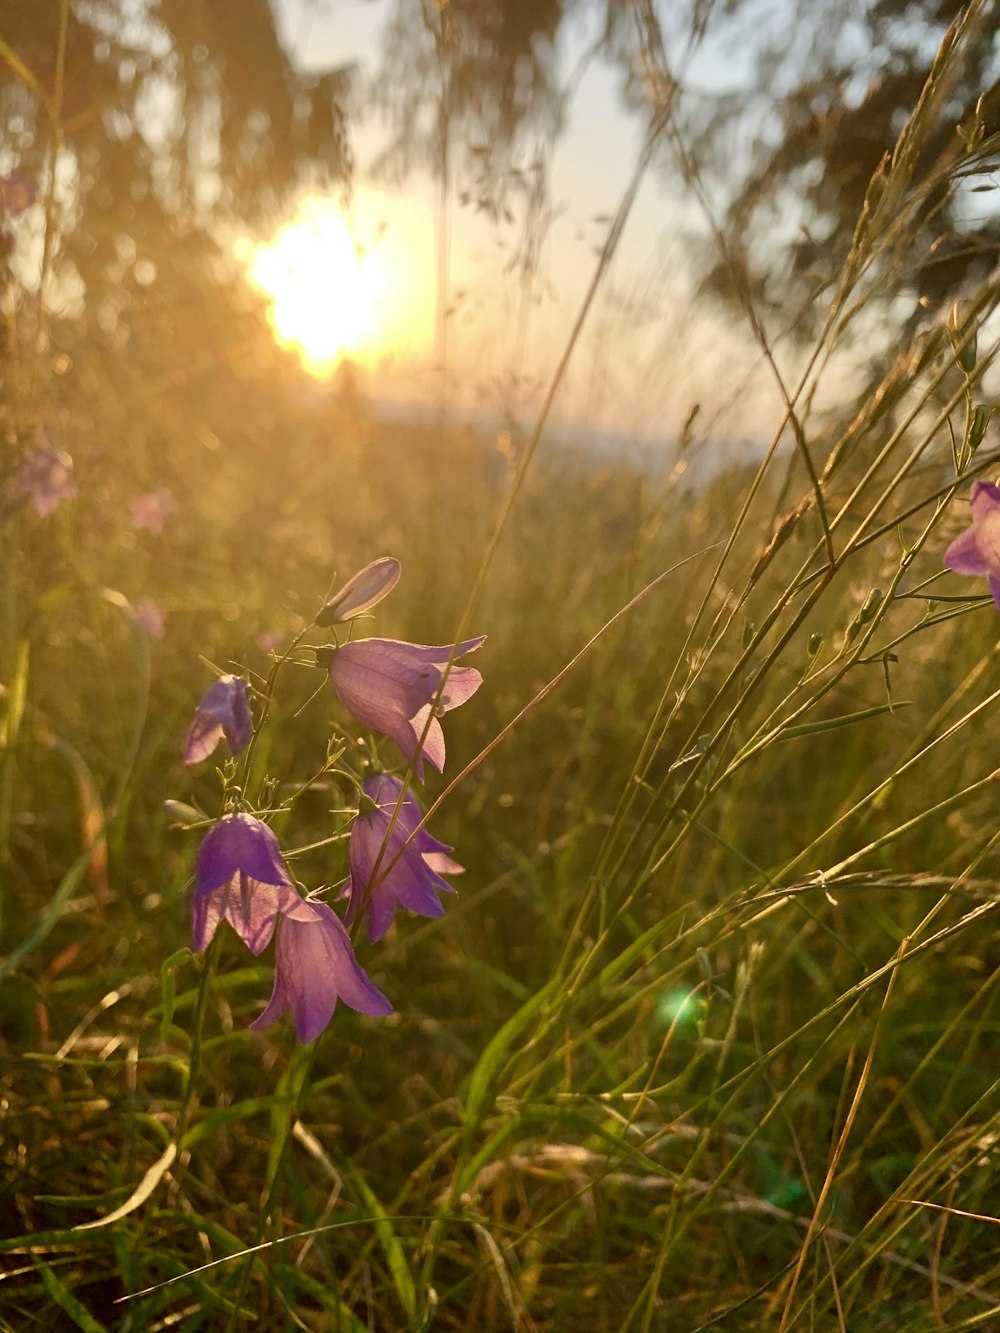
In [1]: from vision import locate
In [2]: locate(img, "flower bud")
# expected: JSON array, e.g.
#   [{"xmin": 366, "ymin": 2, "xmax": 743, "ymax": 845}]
[
  {"xmin": 948, "ymin": 301, "xmax": 977, "ymax": 374},
  {"xmin": 315, "ymin": 557, "xmax": 401, "ymax": 626},
  {"xmin": 969, "ymin": 404, "xmax": 992, "ymax": 455},
  {"xmin": 859, "ymin": 588, "xmax": 883, "ymax": 625},
  {"xmin": 163, "ymin": 800, "xmax": 205, "ymax": 827}
]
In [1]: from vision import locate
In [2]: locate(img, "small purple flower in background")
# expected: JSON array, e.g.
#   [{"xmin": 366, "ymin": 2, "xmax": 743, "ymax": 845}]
[
  {"xmin": 256, "ymin": 629, "xmax": 283, "ymax": 655},
  {"xmin": 319, "ymin": 635, "xmax": 485, "ymax": 780},
  {"xmin": 315, "ymin": 556, "xmax": 401, "ymax": 626},
  {"xmin": 251, "ymin": 901, "xmax": 393, "ymax": 1042},
  {"xmin": 0, "ymin": 172, "xmax": 37, "ymax": 217},
  {"xmin": 16, "ymin": 447, "xmax": 77, "ymax": 517},
  {"xmin": 345, "ymin": 773, "xmax": 463, "ymax": 942},
  {"xmin": 130, "ymin": 487, "xmax": 175, "ymax": 534},
  {"xmin": 192, "ymin": 812, "xmax": 318, "ymax": 955},
  {"xmin": 944, "ymin": 480, "xmax": 1000, "ymax": 609},
  {"xmin": 184, "ymin": 675, "xmax": 253, "ymax": 765},
  {"xmin": 133, "ymin": 597, "xmax": 165, "ymax": 638}
]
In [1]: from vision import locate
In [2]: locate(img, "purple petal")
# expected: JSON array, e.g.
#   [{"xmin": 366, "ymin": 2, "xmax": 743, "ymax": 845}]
[
  {"xmin": 348, "ymin": 776, "xmax": 463, "ymax": 940},
  {"xmin": 251, "ymin": 903, "xmax": 392, "ymax": 1042},
  {"xmin": 424, "ymin": 850, "xmax": 464, "ymax": 875},
  {"xmin": 222, "ymin": 679, "xmax": 253, "ymax": 754},
  {"xmin": 184, "ymin": 677, "xmax": 252, "ymax": 764},
  {"xmin": 969, "ymin": 486, "xmax": 1000, "ymax": 569},
  {"xmin": 129, "ymin": 487, "xmax": 175, "ymax": 534},
  {"xmin": 192, "ymin": 873, "xmax": 316, "ymax": 954},
  {"xmin": 18, "ymin": 448, "xmax": 77, "ymax": 517},
  {"xmin": 411, "ymin": 706, "xmax": 446, "ymax": 775},
  {"xmin": 194, "ymin": 814, "xmax": 292, "ymax": 893},
  {"xmin": 332, "ymin": 657, "xmax": 428, "ymax": 729},
  {"xmin": 943, "ymin": 526, "xmax": 988, "ymax": 577},
  {"xmin": 349, "ymin": 636, "xmax": 485, "ymax": 667},
  {"xmin": 364, "ymin": 885, "xmax": 399, "ymax": 943},
  {"xmin": 391, "ymin": 859, "xmax": 452, "ymax": 915},
  {"xmin": 436, "ymin": 665, "xmax": 484, "ymax": 712},
  {"xmin": 249, "ymin": 968, "xmax": 290, "ymax": 1033},
  {"xmin": 968, "ymin": 479, "xmax": 1000, "ymax": 518},
  {"xmin": 328, "ymin": 638, "xmax": 485, "ymax": 778},
  {"xmin": 329, "ymin": 647, "xmax": 435, "ymax": 767},
  {"xmin": 365, "ymin": 780, "xmax": 419, "ymax": 839},
  {"xmin": 989, "ymin": 575, "xmax": 1000, "ymax": 610},
  {"xmin": 367, "ymin": 776, "xmax": 461, "ymax": 866},
  {"xmin": 184, "ymin": 715, "xmax": 225, "ymax": 765}
]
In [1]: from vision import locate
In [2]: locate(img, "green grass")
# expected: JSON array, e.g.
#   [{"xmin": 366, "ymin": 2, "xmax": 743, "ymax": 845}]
[{"xmin": 4, "ymin": 7, "xmax": 1000, "ymax": 1331}]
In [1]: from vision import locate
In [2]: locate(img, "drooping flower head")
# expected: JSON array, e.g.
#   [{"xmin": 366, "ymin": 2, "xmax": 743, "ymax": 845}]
[
  {"xmin": 130, "ymin": 487, "xmax": 175, "ymax": 534},
  {"xmin": 345, "ymin": 773, "xmax": 463, "ymax": 942},
  {"xmin": 192, "ymin": 813, "xmax": 317, "ymax": 955},
  {"xmin": 184, "ymin": 675, "xmax": 253, "ymax": 764},
  {"xmin": 943, "ymin": 480, "xmax": 1000, "ymax": 609},
  {"xmin": 315, "ymin": 556, "xmax": 401, "ymax": 626},
  {"xmin": 16, "ymin": 447, "xmax": 77, "ymax": 517},
  {"xmin": 251, "ymin": 901, "xmax": 393, "ymax": 1042},
  {"xmin": 319, "ymin": 635, "xmax": 485, "ymax": 781}
]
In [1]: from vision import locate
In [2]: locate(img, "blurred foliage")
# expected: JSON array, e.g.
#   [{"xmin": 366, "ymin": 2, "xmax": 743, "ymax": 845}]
[
  {"xmin": 5, "ymin": 0, "xmax": 997, "ymax": 345},
  {"xmin": 372, "ymin": 0, "xmax": 1000, "ymax": 337},
  {"xmin": 0, "ymin": 0, "xmax": 351, "ymax": 324},
  {"xmin": 696, "ymin": 0, "xmax": 1000, "ymax": 330},
  {"xmin": 375, "ymin": 0, "xmax": 570, "ymax": 178},
  {"xmin": 3, "ymin": 5, "xmax": 1000, "ymax": 1330}
]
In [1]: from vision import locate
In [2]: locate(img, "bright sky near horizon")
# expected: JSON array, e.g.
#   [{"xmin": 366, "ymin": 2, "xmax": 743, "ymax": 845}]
[{"xmin": 239, "ymin": 0, "xmax": 780, "ymax": 446}]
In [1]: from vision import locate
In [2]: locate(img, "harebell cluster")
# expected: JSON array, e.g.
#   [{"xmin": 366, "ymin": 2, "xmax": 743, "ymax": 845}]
[{"xmin": 171, "ymin": 557, "xmax": 485, "ymax": 1043}]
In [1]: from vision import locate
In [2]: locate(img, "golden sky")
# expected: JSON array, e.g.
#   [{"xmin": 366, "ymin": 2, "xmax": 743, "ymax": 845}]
[{"xmin": 235, "ymin": 1, "xmax": 784, "ymax": 446}]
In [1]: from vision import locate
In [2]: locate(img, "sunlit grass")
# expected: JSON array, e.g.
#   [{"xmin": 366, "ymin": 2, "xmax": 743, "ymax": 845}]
[{"xmin": 3, "ymin": 7, "xmax": 1000, "ymax": 1333}]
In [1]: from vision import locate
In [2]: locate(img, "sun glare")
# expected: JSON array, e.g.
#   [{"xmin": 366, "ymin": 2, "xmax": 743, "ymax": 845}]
[{"xmin": 240, "ymin": 199, "xmax": 386, "ymax": 377}]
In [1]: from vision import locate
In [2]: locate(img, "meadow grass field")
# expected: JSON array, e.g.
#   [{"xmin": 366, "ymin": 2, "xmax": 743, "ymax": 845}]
[{"xmin": 4, "ymin": 5, "xmax": 1000, "ymax": 1331}]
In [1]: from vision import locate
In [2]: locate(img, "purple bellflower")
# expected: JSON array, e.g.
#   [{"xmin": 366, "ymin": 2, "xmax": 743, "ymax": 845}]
[
  {"xmin": 320, "ymin": 635, "xmax": 485, "ymax": 780},
  {"xmin": 944, "ymin": 480, "xmax": 1000, "ymax": 609},
  {"xmin": 17, "ymin": 447, "xmax": 77, "ymax": 517},
  {"xmin": 184, "ymin": 675, "xmax": 253, "ymax": 764},
  {"xmin": 133, "ymin": 597, "xmax": 165, "ymax": 638},
  {"xmin": 251, "ymin": 901, "xmax": 393, "ymax": 1042},
  {"xmin": 192, "ymin": 813, "xmax": 318, "ymax": 955},
  {"xmin": 345, "ymin": 773, "xmax": 463, "ymax": 942},
  {"xmin": 130, "ymin": 487, "xmax": 175, "ymax": 534},
  {"xmin": 315, "ymin": 556, "xmax": 401, "ymax": 626}
]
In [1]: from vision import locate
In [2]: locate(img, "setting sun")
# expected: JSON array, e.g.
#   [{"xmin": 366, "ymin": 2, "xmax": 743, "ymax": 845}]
[{"xmin": 239, "ymin": 198, "xmax": 386, "ymax": 376}]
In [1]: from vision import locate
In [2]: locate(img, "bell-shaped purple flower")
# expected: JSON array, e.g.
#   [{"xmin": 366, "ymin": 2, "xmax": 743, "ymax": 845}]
[
  {"xmin": 16, "ymin": 447, "xmax": 77, "ymax": 517},
  {"xmin": 192, "ymin": 813, "xmax": 317, "ymax": 955},
  {"xmin": 345, "ymin": 773, "xmax": 464, "ymax": 942},
  {"xmin": 320, "ymin": 635, "xmax": 485, "ymax": 780},
  {"xmin": 184, "ymin": 675, "xmax": 253, "ymax": 765},
  {"xmin": 251, "ymin": 901, "xmax": 393, "ymax": 1042},
  {"xmin": 944, "ymin": 480, "xmax": 1000, "ymax": 609},
  {"xmin": 130, "ymin": 487, "xmax": 175, "ymax": 534}
]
